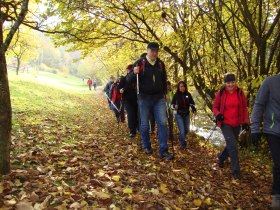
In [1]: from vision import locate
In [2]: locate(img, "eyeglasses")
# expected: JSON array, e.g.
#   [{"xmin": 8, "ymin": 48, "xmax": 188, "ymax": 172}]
[{"xmin": 179, "ymin": 85, "xmax": 185, "ymax": 87}]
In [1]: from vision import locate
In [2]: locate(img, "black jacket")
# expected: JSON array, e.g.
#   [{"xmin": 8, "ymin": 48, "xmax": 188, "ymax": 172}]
[
  {"xmin": 117, "ymin": 75, "xmax": 137, "ymax": 103},
  {"xmin": 171, "ymin": 91, "xmax": 196, "ymax": 114},
  {"xmin": 104, "ymin": 81, "xmax": 114, "ymax": 96},
  {"xmin": 126, "ymin": 57, "xmax": 167, "ymax": 96}
]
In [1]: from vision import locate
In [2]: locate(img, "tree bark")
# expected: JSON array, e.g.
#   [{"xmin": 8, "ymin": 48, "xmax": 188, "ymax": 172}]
[
  {"xmin": 0, "ymin": 21, "xmax": 12, "ymax": 175},
  {"xmin": 16, "ymin": 58, "xmax": 20, "ymax": 75},
  {"xmin": 0, "ymin": 0, "xmax": 29, "ymax": 174}
]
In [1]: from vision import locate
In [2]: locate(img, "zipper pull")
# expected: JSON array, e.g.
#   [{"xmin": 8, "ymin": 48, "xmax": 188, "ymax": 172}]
[{"xmin": 153, "ymin": 74, "xmax": 155, "ymax": 83}]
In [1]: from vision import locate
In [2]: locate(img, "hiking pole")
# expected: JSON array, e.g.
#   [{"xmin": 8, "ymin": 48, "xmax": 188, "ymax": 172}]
[
  {"xmin": 166, "ymin": 102, "xmax": 175, "ymax": 157},
  {"xmin": 239, "ymin": 129, "xmax": 246, "ymax": 137},
  {"xmin": 136, "ymin": 74, "xmax": 139, "ymax": 95},
  {"xmin": 104, "ymin": 93, "xmax": 121, "ymax": 113},
  {"xmin": 206, "ymin": 122, "xmax": 217, "ymax": 143}
]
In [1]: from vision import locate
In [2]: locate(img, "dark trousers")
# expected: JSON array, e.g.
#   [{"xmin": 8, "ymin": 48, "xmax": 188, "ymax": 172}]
[
  {"xmin": 123, "ymin": 100, "xmax": 138, "ymax": 134},
  {"xmin": 218, "ymin": 123, "xmax": 240, "ymax": 174},
  {"xmin": 267, "ymin": 134, "xmax": 280, "ymax": 195},
  {"xmin": 113, "ymin": 100, "xmax": 125, "ymax": 122}
]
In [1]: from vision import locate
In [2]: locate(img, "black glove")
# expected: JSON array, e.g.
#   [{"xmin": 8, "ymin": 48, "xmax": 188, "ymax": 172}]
[
  {"xmin": 242, "ymin": 123, "xmax": 249, "ymax": 131},
  {"xmin": 215, "ymin": 113, "xmax": 224, "ymax": 122},
  {"xmin": 191, "ymin": 106, "xmax": 197, "ymax": 114},
  {"xmin": 251, "ymin": 133, "xmax": 262, "ymax": 145}
]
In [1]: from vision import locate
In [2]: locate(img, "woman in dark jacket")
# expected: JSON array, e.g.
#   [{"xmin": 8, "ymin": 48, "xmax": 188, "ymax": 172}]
[
  {"xmin": 118, "ymin": 64, "xmax": 138, "ymax": 137},
  {"xmin": 212, "ymin": 73, "xmax": 249, "ymax": 179},
  {"xmin": 171, "ymin": 81, "xmax": 196, "ymax": 149}
]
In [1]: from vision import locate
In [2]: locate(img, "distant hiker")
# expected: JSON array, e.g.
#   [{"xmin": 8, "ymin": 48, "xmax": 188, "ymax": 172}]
[
  {"xmin": 251, "ymin": 73, "xmax": 280, "ymax": 209},
  {"xmin": 93, "ymin": 79, "xmax": 97, "ymax": 90},
  {"xmin": 87, "ymin": 78, "xmax": 93, "ymax": 90},
  {"xmin": 118, "ymin": 64, "xmax": 138, "ymax": 138},
  {"xmin": 104, "ymin": 76, "xmax": 115, "ymax": 109},
  {"xmin": 213, "ymin": 73, "xmax": 249, "ymax": 180},
  {"xmin": 166, "ymin": 81, "xmax": 175, "ymax": 140},
  {"xmin": 109, "ymin": 77, "xmax": 125, "ymax": 123},
  {"xmin": 171, "ymin": 81, "xmax": 196, "ymax": 149},
  {"xmin": 127, "ymin": 42, "xmax": 173, "ymax": 160}
]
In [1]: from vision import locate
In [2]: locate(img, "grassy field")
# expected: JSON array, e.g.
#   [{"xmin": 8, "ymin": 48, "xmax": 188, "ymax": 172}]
[{"xmin": 8, "ymin": 71, "xmax": 99, "ymax": 162}]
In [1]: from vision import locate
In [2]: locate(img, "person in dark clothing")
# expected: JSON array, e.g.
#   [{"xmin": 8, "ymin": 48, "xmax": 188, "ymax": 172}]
[
  {"xmin": 118, "ymin": 64, "xmax": 138, "ymax": 138},
  {"xmin": 212, "ymin": 73, "xmax": 249, "ymax": 180},
  {"xmin": 251, "ymin": 73, "xmax": 280, "ymax": 209},
  {"xmin": 139, "ymin": 52, "xmax": 155, "ymax": 134},
  {"xmin": 109, "ymin": 78, "xmax": 125, "ymax": 123},
  {"xmin": 171, "ymin": 81, "xmax": 196, "ymax": 149},
  {"xmin": 127, "ymin": 42, "xmax": 173, "ymax": 160},
  {"xmin": 104, "ymin": 76, "xmax": 115, "ymax": 109}
]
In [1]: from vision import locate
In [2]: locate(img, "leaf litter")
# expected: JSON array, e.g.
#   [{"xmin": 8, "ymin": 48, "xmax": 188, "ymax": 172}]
[{"xmin": 0, "ymin": 90, "xmax": 272, "ymax": 209}]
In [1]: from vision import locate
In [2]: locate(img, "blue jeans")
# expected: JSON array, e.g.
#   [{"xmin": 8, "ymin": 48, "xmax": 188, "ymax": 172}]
[
  {"xmin": 218, "ymin": 124, "xmax": 240, "ymax": 174},
  {"xmin": 267, "ymin": 134, "xmax": 280, "ymax": 194},
  {"xmin": 175, "ymin": 113, "xmax": 190, "ymax": 146},
  {"xmin": 138, "ymin": 95, "xmax": 168, "ymax": 154}
]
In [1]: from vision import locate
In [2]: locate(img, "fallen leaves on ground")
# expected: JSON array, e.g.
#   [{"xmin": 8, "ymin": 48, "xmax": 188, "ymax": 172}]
[{"xmin": 0, "ymin": 90, "xmax": 272, "ymax": 209}]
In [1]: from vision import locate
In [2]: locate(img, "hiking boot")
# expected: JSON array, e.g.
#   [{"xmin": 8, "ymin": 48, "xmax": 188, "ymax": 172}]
[
  {"xmin": 218, "ymin": 160, "xmax": 224, "ymax": 168},
  {"xmin": 179, "ymin": 144, "xmax": 186, "ymax": 150},
  {"xmin": 233, "ymin": 172, "xmax": 241, "ymax": 180},
  {"xmin": 159, "ymin": 152, "xmax": 174, "ymax": 160},
  {"xmin": 129, "ymin": 133, "xmax": 136, "ymax": 138},
  {"xmin": 272, "ymin": 194, "xmax": 280, "ymax": 209},
  {"xmin": 144, "ymin": 148, "xmax": 153, "ymax": 155}
]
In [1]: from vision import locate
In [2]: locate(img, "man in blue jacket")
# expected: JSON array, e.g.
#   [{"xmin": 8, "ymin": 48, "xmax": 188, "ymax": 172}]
[
  {"xmin": 127, "ymin": 42, "xmax": 173, "ymax": 160},
  {"xmin": 251, "ymin": 73, "xmax": 280, "ymax": 209}
]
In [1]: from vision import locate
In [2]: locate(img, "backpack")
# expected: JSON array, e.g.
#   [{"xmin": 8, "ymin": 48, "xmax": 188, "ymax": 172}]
[
  {"xmin": 137, "ymin": 58, "xmax": 164, "ymax": 75},
  {"xmin": 109, "ymin": 82, "xmax": 121, "ymax": 103}
]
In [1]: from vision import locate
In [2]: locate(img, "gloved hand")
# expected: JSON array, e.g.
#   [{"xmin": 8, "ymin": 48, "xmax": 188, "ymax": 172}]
[
  {"xmin": 191, "ymin": 106, "xmax": 197, "ymax": 114},
  {"xmin": 251, "ymin": 133, "xmax": 262, "ymax": 145},
  {"xmin": 215, "ymin": 113, "xmax": 224, "ymax": 122},
  {"xmin": 242, "ymin": 123, "xmax": 249, "ymax": 131}
]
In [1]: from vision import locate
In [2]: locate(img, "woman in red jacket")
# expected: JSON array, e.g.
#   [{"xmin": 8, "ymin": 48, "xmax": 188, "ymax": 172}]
[{"xmin": 212, "ymin": 73, "xmax": 249, "ymax": 179}]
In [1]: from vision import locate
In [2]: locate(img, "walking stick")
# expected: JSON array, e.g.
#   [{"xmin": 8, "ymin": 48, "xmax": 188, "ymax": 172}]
[
  {"xmin": 104, "ymin": 93, "xmax": 121, "ymax": 113},
  {"xmin": 206, "ymin": 122, "xmax": 217, "ymax": 143},
  {"xmin": 166, "ymin": 102, "xmax": 175, "ymax": 157},
  {"xmin": 137, "ymin": 74, "xmax": 139, "ymax": 95}
]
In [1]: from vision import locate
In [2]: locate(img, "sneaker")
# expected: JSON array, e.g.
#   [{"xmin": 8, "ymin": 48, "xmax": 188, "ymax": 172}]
[
  {"xmin": 159, "ymin": 152, "xmax": 174, "ymax": 160},
  {"xmin": 272, "ymin": 194, "xmax": 280, "ymax": 209},
  {"xmin": 144, "ymin": 148, "xmax": 153, "ymax": 155}
]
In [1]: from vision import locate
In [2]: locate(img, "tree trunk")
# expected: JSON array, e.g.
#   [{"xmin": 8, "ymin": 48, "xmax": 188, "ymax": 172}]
[
  {"xmin": 16, "ymin": 57, "xmax": 20, "ymax": 75},
  {"xmin": 0, "ymin": 23, "xmax": 12, "ymax": 175}
]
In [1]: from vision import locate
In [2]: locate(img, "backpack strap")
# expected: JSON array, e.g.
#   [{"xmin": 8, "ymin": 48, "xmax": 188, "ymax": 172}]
[
  {"xmin": 139, "ymin": 58, "xmax": 146, "ymax": 74},
  {"xmin": 220, "ymin": 87, "xmax": 225, "ymax": 97}
]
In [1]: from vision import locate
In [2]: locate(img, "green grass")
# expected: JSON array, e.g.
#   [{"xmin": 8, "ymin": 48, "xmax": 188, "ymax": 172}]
[{"xmin": 8, "ymin": 71, "xmax": 96, "ymax": 158}]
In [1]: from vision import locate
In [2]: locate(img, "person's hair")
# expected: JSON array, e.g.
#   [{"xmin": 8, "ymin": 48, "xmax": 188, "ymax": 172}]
[
  {"xmin": 176, "ymin": 81, "xmax": 187, "ymax": 93},
  {"xmin": 224, "ymin": 73, "xmax": 235, "ymax": 83},
  {"xmin": 126, "ymin": 64, "xmax": 133, "ymax": 72},
  {"xmin": 110, "ymin": 76, "xmax": 115, "ymax": 80},
  {"xmin": 140, "ymin": 53, "xmax": 147, "ymax": 58}
]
